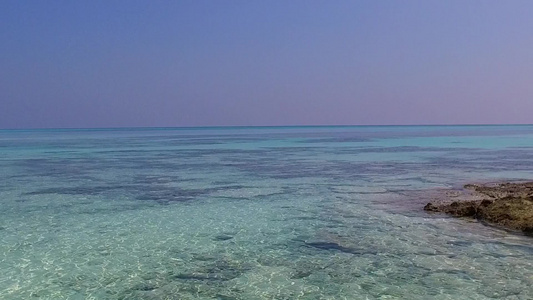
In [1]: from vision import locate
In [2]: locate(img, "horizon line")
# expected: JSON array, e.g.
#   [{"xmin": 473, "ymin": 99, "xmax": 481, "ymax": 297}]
[{"xmin": 1, "ymin": 123, "xmax": 533, "ymax": 131}]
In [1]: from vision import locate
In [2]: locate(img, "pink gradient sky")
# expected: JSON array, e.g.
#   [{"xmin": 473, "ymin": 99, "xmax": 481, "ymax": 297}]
[{"xmin": 1, "ymin": 1, "xmax": 532, "ymax": 128}]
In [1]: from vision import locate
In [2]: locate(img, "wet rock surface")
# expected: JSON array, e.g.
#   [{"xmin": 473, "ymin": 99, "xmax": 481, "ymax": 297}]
[{"xmin": 424, "ymin": 182, "xmax": 533, "ymax": 236}]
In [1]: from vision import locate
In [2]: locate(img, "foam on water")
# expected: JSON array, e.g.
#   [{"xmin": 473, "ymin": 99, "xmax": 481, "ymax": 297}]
[{"xmin": 1, "ymin": 126, "xmax": 533, "ymax": 299}]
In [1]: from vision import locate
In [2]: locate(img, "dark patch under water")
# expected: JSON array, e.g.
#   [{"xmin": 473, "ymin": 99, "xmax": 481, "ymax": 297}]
[
  {"xmin": 213, "ymin": 235, "xmax": 233, "ymax": 241},
  {"xmin": 136, "ymin": 188, "xmax": 207, "ymax": 203},
  {"xmin": 25, "ymin": 185, "xmax": 130, "ymax": 196},
  {"xmin": 303, "ymin": 241, "xmax": 376, "ymax": 255},
  {"xmin": 24, "ymin": 182, "xmax": 248, "ymax": 205}
]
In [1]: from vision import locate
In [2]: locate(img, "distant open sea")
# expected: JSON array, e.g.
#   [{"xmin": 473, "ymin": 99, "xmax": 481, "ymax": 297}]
[{"xmin": 1, "ymin": 125, "xmax": 533, "ymax": 299}]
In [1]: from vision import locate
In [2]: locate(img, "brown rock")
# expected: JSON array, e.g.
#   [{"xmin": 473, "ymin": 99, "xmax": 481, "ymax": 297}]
[
  {"xmin": 424, "ymin": 203, "xmax": 438, "ymax": 211},
  {"xmin": 424, "ymin": 181, "xmax": 533, "ymax": 236}
]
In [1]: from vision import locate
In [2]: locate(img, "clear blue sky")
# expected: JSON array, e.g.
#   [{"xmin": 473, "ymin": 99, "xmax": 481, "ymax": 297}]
[{"xmin": 1, "ymin": 0, "xmax": 532, "ymax": 128}]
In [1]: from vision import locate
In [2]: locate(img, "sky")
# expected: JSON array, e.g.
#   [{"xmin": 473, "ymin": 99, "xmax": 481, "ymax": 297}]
[{"xmin": 1, "ymin": 0, "xmax": 533, "ymax": 128}]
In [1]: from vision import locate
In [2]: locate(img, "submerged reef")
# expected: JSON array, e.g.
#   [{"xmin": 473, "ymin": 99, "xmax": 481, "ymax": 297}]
[{"xmin": 424, "ymin": 182, "xmax": 533, "ymax": 236}]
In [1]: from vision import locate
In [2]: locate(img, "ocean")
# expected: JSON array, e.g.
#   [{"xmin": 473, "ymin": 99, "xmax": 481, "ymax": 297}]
[{"xmin": 1, "ymin": 125, "xmax": 532, "ymax": 299}]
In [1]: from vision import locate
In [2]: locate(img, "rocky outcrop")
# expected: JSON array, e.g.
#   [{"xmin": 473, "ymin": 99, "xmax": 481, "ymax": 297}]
[{"xmin": 424, "ymin": 182, "xmax": 533, "ymax": 236}]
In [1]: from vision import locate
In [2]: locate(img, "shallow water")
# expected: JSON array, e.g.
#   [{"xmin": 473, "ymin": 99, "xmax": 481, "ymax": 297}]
[{"xmin": 1, "ymin": 125, "xmax": 532, "ymax": 299}]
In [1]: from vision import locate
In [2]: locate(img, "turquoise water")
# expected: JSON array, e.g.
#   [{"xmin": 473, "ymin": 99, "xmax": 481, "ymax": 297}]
[{"xmin": 1, "ymin": 125, "xmax": 532, "ymax": 299}]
